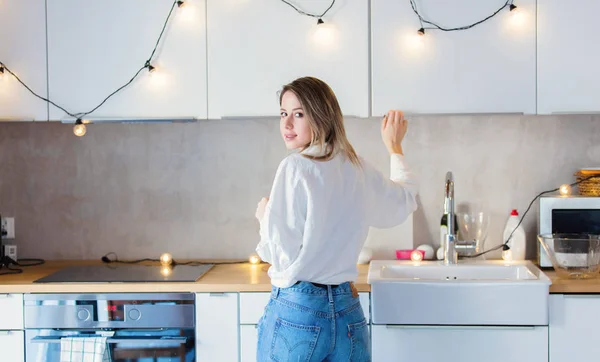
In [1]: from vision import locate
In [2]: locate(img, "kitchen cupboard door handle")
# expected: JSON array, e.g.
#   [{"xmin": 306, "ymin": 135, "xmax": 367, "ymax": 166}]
[{"xmin": 385, "ymin": 325, "xmax": 536, "ymax": 330}]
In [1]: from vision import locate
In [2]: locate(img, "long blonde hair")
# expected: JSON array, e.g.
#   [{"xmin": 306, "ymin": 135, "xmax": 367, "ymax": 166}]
[{"xmin": 279, "ymin": 77, "xmax": 360, "ymax": 165}]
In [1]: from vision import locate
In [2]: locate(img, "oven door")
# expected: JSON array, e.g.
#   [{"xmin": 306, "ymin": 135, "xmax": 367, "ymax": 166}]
[{"xmin": 26, "ymin": 328, "xmax": 195, "ymax": 362}]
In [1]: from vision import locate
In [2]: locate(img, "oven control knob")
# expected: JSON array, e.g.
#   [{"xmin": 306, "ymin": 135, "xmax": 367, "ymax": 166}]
[
  {"xmin": 77, "ymin": 309, "xmax": 90, "ymax": 321},
  {"xmin": 128, "ymin": 308, "xmax": 141, "ymax": 321}
]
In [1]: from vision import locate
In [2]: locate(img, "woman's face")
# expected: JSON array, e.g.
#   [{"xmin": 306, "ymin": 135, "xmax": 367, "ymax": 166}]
[{"xmin": 280, "ymin": 91, "xmax": 313, "ymax": 150}]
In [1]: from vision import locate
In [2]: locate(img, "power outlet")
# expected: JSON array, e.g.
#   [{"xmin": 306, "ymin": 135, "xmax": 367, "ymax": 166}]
[{"xmin": 1, "ymin": 217, "xmax": 15, "ymax": 239}]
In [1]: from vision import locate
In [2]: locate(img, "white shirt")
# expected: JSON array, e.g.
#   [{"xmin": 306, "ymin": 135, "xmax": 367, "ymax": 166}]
[{"xmin": 256, "ymin": 145, "xmax": 419, "ymax": 288}]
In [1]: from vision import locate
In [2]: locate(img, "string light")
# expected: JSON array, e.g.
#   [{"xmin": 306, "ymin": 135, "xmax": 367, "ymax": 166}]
[
  {"xmin": 559, "ymin": 184, "xmax": 572, "ymax": 196},
  {"xmin": 73, "ymin": 119, "xmax": 87, "ymax": 137},
  {"xmin": 145, "ymin": 61, "xmax": 156, "ymax": 73},
  {"xmin": 508, "ymin": 3, "xmax": 525, "ymax": 26},
  {"xmin": 0, "ymin": 64, "xmax": 5, "ymax": 80},
  {"xmin": 249, "ymin": 254, "xmax": 261, "ymax": 265},
  {"xmin": 160, "ymin": 253, "xmax": 173, "ymax": 266},
  {"xmin": 0, "ymin": 0, "xmax": 184, "ymax": 126},
  {"xmin": 410, "ymin": 0, "xmax": 517, "ymax": 34},
  {"xmin": 313, "ymin": 19, "xmax": 338, "ymax": 47},
  {"xmin": 410, "ymin": 250, "xmax": 424, "ymax": 262}
]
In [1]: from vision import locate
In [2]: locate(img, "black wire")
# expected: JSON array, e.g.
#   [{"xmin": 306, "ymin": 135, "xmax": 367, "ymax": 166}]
[
  {"xmin": 0, "ymin": 63, "xmax": 79, "ymax": 118},
  {"xmin": 410, "ymin": 0, "xmax": 513, "ymax": 32},
  {"xmin": 101, "ymin": 253, "xmax": 159, "ymax": 264},
  {"xmin": 0, "ymin": 0, "xmax": 180, "ymax": 120},
  {"xmin": 0, "ymin": 266, "xmax": 23, "ymax": 276},
  {"xmin": 279, "ymin": 0, "xmax": 336, "ymax": 19},
  {"xmin": 0, "ymin": 256, "xmax": 45, "ymax": 276},
  {"xmin": 463, "ymin": 175, "xmax": 600, "ymax": 259},
  {"xmin": 101, "ymin": 253, "xmax": 248, "ymax": 266},
  {"xmin": 14, "ymin": 258, "xmax": 45, "ymax": 267}
]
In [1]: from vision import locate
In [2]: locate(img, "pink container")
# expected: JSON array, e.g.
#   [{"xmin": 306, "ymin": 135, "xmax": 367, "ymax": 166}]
[{"xmin": 396, "ymin": 249, "xmax": 425, "ymax": 260}]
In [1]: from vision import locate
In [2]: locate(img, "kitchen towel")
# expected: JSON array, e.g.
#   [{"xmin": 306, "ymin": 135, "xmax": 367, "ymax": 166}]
[{"xmin": 60, "ymin": 337, "xmax": 111, "ymax": 362}]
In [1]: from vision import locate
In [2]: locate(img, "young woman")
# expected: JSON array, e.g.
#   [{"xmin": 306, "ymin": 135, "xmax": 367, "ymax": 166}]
[{"xmin": 254, "ymin": 77, "xmax": 418, "ymax": 361}]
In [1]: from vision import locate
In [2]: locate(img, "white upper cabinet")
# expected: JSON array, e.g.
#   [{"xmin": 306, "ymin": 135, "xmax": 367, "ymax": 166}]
[
  {"xmin": 371, "ymin": 0, "xmax": 536, "ymax": 116},
  {"xmin": 537, "ymin": 0, "xmax": 600, "ymax": 114},
  {"xmin": 0, "ymin": 0, "xmax": 48, "ymax": 121},
  {"xmin": 47, "ymin": 0, "xmax": 207, "ymax": 120},
  {"xmin": 207, "ymin": 0, "xmax": 369, "ymax": 119}
]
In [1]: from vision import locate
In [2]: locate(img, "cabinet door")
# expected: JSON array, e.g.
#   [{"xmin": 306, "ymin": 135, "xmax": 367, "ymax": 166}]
[
  {"xmin": 195, "ymin": 292, "xmax": 238, "ymax": 362},
  {"xmin": 549, "ymin": 294, "xmax": 600, "ymax": 362},
  {"xmin": 0, "ymin": 331, "xmax": 24, "ymax": 362},
  {"xmin": 240, "ymin": 324, "xmax": 258, "ymax": 362},
  {"xmin": 0, "ymin": 294, "xmax": 24, "ymax": 330},
  {"xmin": 372, "ymin": 0, "xmax": 536, "ymax": 115},
  {"xmin": 240, "ymin": 292, "xmax": 370, "ymax": 362},
  {"xmin": 207, "ymin": 0, "xmax": 369, "ymax": 119},
  {"xmin": 372, "ymin": 325, "xmax": 548, "ymax": 362},
  {"xmin": 47, "ymin": 0, "xmax": 207, "ymax": 120},
  {"xmin": 537, "ymin": 0, "xmax": 600, "ymax": 114},
  {"xmin": 0, "ymin": 0, "xmax": 48, "ymax": 121}
]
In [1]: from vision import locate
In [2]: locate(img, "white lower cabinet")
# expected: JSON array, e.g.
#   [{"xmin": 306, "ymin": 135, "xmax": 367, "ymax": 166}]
[
  {"xmin": 239, "ymin": 292, "xmax": 371, "ymax": 362},
  {"xmin": 372, "ymin": 325, "xmax": 548, "ymax": 362},
  {"xmin": 240, "ymin": 325, "xmax": 259, "ymax": 362},
  {"xmin": 549, "ymin": 294, "xmax": 600, "ymax": 362},
  {"xmin": 195, "ymin": 292, "xmax": 239, "ymax": 362},
  {"xmin": 0, "ymin": 330, "xmax": 24, "ymax": 362},
  {"xmin": 0, "ymin": 294, "xmax": 24, "ymax": 362}
]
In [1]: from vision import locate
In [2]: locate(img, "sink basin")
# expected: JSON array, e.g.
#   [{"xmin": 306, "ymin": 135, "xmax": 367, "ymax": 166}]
[
  {"xmin": 368, "ymin": 260, "xmax": 551, "ymax": 326},
  {"xmin": 378, "ymin": 262, "xmax": 540, "ymax": 281}
]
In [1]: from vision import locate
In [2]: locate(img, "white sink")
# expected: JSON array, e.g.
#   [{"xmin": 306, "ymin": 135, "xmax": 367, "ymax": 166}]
[
  {"xmin": 377, "ymin": 261, "xmax": 542, "ymax": 281},
  {"xmin": 368, "ymin": 260, "xmax": 551, "ymax": 326}
]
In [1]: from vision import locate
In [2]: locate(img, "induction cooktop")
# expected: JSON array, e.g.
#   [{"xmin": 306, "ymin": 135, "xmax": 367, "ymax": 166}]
[{"xmin": 33, "ymin": 264, "xmax": 214, "ymax": 283}]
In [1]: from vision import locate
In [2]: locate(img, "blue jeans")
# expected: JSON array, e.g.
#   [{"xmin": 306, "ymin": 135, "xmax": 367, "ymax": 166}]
[{"xmin": 257, "ymin": 281, "xmax": 371, "ymax": 361}]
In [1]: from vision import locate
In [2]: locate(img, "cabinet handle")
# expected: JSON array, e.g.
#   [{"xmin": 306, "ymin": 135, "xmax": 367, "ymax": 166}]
[
  {"xmin": 0, "ymin": 294, "xmax": 12, "ymax": 298},
  {"xmin": 385, "ymin": 325, "xmax": 536, "ymax": 330},
  {"xmin": 220, "ymin": 116, "xmax": 279, "ymax": 121},
  {"xmin": 563, "ymin": 294, "xmax": 600, "ymax": 299},
  {"xmin": 209, "ymin": 292, "xmax": 226, "ymax": 297},
  {"xmin": 551, "ymin": 111, "xmax": 600, "ymax": 115},
  {"xmin": 0, "ymin": 331, "xmax": 12, "ymax": 335},
  {"xmin": 379, "ymin": 112, "xmax": 525, "ymax": 117}
]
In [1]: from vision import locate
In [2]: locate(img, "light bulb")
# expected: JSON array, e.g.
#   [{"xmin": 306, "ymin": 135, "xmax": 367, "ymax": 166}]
[
  {"xmin": 509, "ymin": 4, "xmax": 525, "ymax": 26},
  {"xmin": 417, "ymin": 27, "xmax": 425, "ymax": 36},
  {"xmin": 177, "ymin": 0, "xmax": 197, "ymax": 23},
  {"xmin": 73, "ymin": 119, "xmax": 86, "ymax": 137},
  {"xmin": 411, "ymin": 249, "xmax": 424, "ymax": 262},
  {"xmin": 502, "ymin": 249, "xmax": 513, "ymax": 261},
  {"xmin": 249, "ymin": 254, "xmax": 260, "ymax": 265},
  {"xmin": 559, "ymin": 184, "xmax": 571, "ymax": 196},
  {"xmin": 0, "ymin": 66, "xmax": 4, "ymax": 81},
  {"xmin": 313, "ymin": 21, "xmax": 338, "ymax": 48},
  {"xmin": 161, "ymin": 265, "xmax": 172, "ymax": 277},
  {"xmin": 160, "ymin": 253, "xmax": 173, "ymax": 266}
]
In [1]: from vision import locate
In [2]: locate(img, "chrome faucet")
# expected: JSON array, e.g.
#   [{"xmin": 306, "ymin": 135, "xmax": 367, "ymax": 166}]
[{"xmin": 443, "ymin": 171, "xmax": 477, "ymax": 265}]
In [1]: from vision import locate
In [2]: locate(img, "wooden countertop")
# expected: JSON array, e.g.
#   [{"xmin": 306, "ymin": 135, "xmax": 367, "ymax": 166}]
[
  {"xmin": 0, "ymin": 260, "xmax": 371, "ymax": 293},
  {"xmin": 545, "ymin": 270, "xmax": 600, "ymax": 294},
  {"xmin": 0, "ymin": 260, "xmax": 598, "ymax": 294}
]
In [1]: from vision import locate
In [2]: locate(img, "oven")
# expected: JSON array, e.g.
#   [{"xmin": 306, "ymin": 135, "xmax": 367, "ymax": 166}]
[
  {"xmin": 538, "ymin": 196, "xmax": 600, "ymax": 267},
  {"xmin": 24, "ymin": 293, "xmax": 195, "ymax": 362}
]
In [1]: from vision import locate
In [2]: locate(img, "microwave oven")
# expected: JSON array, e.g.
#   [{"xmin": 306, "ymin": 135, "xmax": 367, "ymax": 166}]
[{"xmin": 538, "ymin": 196, "xmax": 600, "ymax": 267}]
